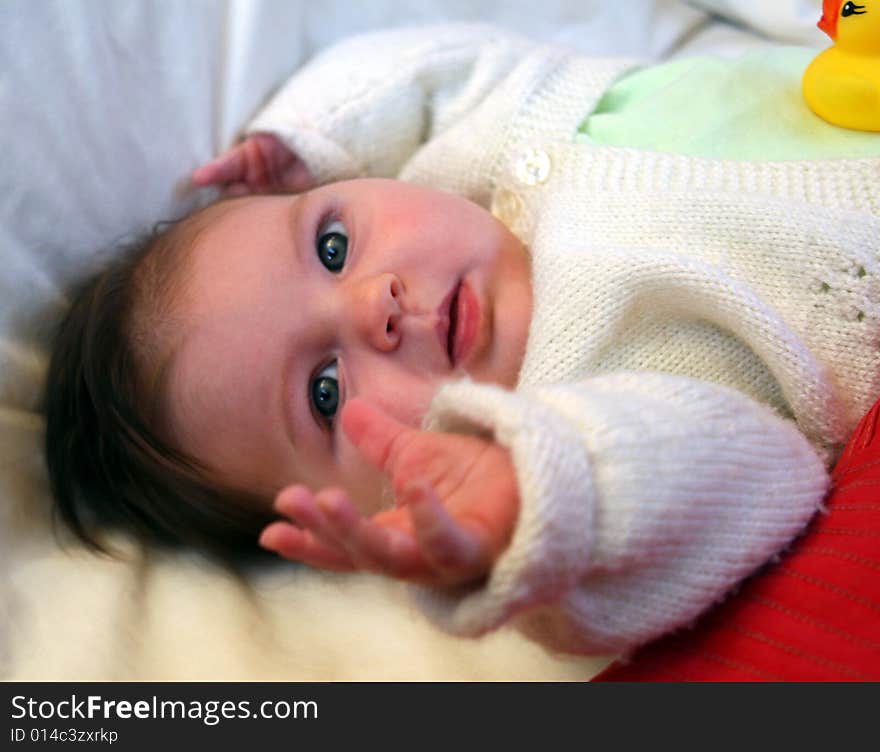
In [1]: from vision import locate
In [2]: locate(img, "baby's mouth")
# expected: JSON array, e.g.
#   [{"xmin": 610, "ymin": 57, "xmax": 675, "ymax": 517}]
[
  {"xmin": 436, "ymin": 278, "xmax": 481, "ymax": 369},
  {"xmin": 447, "ymin": 285, "xmax": 460, "ymax": 365},
  {"xmin": 436, "ymin": 281, "xmax": 460, "ymax": 368}
]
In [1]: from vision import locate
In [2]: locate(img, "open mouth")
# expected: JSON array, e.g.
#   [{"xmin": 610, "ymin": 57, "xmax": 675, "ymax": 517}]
[
  {"xmin": 435, "ymin": 278, "xmax": 479, "ymax": 370},
  {"xmin": 436, "ymin": 281, "xmax": 461, "ymax": 368},
  {"xmin": 446, "ymin": 284, "xmax": 460, "ymax": 365}
]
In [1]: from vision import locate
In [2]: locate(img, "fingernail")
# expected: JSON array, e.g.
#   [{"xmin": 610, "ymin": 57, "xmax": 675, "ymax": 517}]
[
  {"xmin": 386, "ymin": 529, "xmax": 416, "ymax": 558},
  {"xmin": 317, "ymin": 494, "xmax": 345, "ymax": 519},
  {"xmin": 257, "ymin": 528, "xmax": 274, "ymax": 549},
  {"xmin": 274, "ymin": 495, "xmax": 296, "ymax": 517},
  {"xmin": 276, "ymin": 485, "xmax": 308, "ymax": 511}
]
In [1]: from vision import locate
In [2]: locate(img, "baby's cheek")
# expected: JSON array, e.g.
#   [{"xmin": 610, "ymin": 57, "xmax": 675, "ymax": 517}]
[{"xmin": 368, "ymin": 376, "xmax": 448, "ymax": 429}]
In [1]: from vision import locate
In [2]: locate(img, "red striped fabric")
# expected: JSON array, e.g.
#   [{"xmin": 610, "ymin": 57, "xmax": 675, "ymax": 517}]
[{"xmin": 593, "ymin": 399, "xmax": 880, "ymax": 682}]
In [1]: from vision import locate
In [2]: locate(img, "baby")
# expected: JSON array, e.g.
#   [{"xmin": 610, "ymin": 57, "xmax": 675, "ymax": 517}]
[{"xmin": 45, "ymin": 22, "xmax": 880, "ymax": 655}]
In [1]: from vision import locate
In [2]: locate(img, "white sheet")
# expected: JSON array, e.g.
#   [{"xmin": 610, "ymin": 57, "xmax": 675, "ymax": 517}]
[{"xmin": 0, "ymin": 0, "xmax": 825, "ymax": 680}]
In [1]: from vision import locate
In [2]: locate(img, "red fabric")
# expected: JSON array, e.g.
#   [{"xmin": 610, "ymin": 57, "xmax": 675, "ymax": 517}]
[{"xmin": 593, "ymin": 399, "xmax": 880, "ymax": 682}]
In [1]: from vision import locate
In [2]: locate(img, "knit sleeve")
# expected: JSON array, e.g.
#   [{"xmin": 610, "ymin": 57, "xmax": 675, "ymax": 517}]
[
  {"xmin": 245, "ymin": 24, "xmax": 535, "ymax": 188},
  {"xmin": 414, "ymin": 371, "xmax": 829, "ymax": 656}
]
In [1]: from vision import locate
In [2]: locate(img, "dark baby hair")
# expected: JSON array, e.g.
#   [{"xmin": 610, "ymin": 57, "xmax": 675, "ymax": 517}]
[{"xmin": 43, "ymin": 201, "xmax": 278, "ymax": 560}]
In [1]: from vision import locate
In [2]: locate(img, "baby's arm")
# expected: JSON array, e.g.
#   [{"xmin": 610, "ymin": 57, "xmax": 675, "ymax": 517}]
[
  {"xmin": 263, "ymin": 371, "xmax": 828, "ymax": 656},
  {"xmin": 195, "ymin": 25, "xmax": 539, "ymax": 198},
  {"xmin": 412, "ymin": 371, "xmax": 828, "ymax": 655}
]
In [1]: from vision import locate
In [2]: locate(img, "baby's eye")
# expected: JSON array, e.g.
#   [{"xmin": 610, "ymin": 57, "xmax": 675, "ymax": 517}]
[
  {"xmin": 316, "ymin": 220, "xmax": 348, "ymax": 273},
  {"xmin": 310, "ymin": 360, "xmax": 340, "ymax": 425}
]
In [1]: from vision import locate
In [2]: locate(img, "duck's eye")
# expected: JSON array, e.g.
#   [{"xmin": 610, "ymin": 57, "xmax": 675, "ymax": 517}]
[
  {"xmin": 310, "ymin": 361, "xmax": 339, "ymax": 424},
  {"xmin": 316, "ymin": 220, "xmax": 348, "ymax": 273},
  {"xmin": 842, "ymin": 2, "xmax": 866, "ymax": 17}
]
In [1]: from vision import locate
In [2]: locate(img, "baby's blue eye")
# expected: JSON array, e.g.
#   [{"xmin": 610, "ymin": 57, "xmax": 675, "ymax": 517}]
[
  {"xmin": 316, "ymin": 220, "xmax": 348, "ymax": 273},
  {"xmin": 311, "ymin": 361, "xmax": 339, "ymax": 424}
]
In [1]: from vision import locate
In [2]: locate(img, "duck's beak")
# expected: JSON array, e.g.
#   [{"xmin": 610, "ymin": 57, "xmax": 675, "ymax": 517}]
[
  {"xmin": 818, "ymin": 0, "xmax": 839, "ymax": 39},
  {"xmin": 818, "ymin": 12, "xmax": 836, "ymax": 39}
]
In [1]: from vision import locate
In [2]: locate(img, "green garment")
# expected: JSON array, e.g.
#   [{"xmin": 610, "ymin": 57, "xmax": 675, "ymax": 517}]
[{"xmin": 576, "ymin": 47, "xmax": 880, "ymax": 160}]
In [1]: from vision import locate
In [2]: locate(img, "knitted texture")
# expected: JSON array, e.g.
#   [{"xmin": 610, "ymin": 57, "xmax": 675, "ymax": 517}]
[
  {"xmin": 422, "ymin": 373, "xmax": 826, "ymax": 653},
  {"xmin": 513, "ymin": 149, "xmax": 880, "ymax": 461},
  {"xmin": 248, "ymin": 24, "xmax": 538, "ymax": 194},
  {"xmin": 594, "ymin": 397, "xmax": 880, "ymax": 681},
  {"xmin": 249, "ymin": 24, "xmax": 634, "ymax": 205},
  {"xmin": 248, "ymin": 25, "xmax": 879, "ymax": 654}
]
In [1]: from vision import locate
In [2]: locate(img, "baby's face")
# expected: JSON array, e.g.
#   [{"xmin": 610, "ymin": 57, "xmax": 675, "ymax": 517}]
[{"xmin": 162, "ymin": 178, "xmax": 532, "ymax": 514}]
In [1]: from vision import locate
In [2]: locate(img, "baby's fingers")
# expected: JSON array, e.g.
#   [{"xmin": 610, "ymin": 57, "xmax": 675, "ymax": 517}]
[
  {"xmin": 275, "ymin": 485, "xmax": 352, "ymax": 553},
  {"xmin": 258, "ymin": 522, "xmax": 355, "ymax": 571},
  {"xmin": 219, "ymin": 182, "xmax": 252, "ymax": 198},
  {"xmin": 191, "ymin": 146, "xmax": 250, "ymax": 187},
  {"xmin": 407, "ymin": 483, "xmax": 489, "ymax": 579},
  {"xmin": 318, "ymin": 492, "xmax": 420, "ymax": 577}
]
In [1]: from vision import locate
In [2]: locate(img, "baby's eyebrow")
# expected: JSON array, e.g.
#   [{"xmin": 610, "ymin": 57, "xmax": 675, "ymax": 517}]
[
  {"xmin": 279, "ymin": 337, "xmax": 302, "ymax": 454},
  {"xmin": 288, "ymin": 192, "xmax": 308, "ymax": 270},
  {"xmin": 279, "ymin": 192, "xmax": 317, "ymax": 455}
]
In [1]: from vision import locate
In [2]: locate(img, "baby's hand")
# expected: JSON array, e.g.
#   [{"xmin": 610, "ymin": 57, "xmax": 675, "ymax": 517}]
[
  {"xmin": 259, "ymin": 399, "xmax": 520, "ymax": 587},
  {"xmin": 191, "ymin": 132, "xmax": 313, "ymax": 196}
]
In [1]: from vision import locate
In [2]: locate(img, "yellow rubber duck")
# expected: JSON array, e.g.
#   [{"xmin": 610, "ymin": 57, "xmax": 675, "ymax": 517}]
[{"xmin": 803, "ymin": 0, "xmax": 880, "ymax": 131}]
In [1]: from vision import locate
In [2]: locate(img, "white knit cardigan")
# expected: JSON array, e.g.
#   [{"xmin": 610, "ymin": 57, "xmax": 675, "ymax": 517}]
[{"xmin": 248, "ymin": 25, "xmax": 880, "ymax": 655}]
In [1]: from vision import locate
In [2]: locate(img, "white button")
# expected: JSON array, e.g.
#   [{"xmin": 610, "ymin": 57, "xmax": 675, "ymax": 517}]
[
  {"xmin": 515, "ymin": 148, "xmax": 551, "ymax": 186},
  {"xmin": 491, "ymin": 188, "xmax": 523, "ymax": 226}
]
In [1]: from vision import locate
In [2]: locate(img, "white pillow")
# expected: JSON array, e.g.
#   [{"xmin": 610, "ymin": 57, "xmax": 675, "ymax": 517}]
[{"xmin": 687, "ymin": 0, "xmax": 827, "ymax": 45}]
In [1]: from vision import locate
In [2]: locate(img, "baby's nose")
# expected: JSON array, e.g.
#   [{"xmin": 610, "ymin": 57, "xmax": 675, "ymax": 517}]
[{"xmin": 353, "ymin": 273, "xmax": 402, "ymax": 352}]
